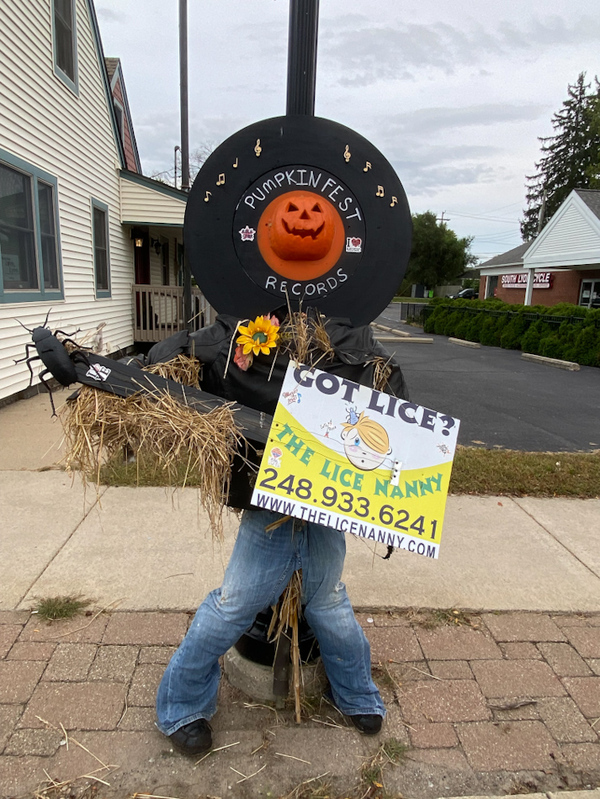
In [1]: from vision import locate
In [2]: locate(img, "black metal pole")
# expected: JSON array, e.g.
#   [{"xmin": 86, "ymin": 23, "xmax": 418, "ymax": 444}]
[
  {"xmin": 179, "ymin": 0, "xmax": 192, "ymax": 330},
  {"xmin": 179, "ymin": 0, "xmax": 190, "ymax": 190},
  {"xmin": 286, "ymin": 0, "xmax": 319, "ymax": 116}
]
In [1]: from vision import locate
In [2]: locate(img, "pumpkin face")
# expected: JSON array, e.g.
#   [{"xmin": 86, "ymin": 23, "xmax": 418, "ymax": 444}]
[{"xmin": 269, "ymin": 192, "xmax": 336, "ymax": 261}]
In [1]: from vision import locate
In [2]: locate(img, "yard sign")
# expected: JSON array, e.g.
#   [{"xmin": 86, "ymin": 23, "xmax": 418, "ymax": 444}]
[{"xmin": 251, "ymin": 362, "xmax": 460, "ymax": 559}]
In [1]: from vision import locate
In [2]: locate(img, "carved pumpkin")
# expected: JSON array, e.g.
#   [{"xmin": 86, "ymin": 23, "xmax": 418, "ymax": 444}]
[{"xmin": 268, "ymin": 192, "xmax": 336, "ymax": 261}]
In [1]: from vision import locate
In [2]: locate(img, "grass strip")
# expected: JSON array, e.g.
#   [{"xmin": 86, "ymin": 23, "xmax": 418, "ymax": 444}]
[
  {"xmin": 100, "ymin": 448, "xmax": 600, "ymax": 498},
  {"xmin": 450, "ymin": 447, "xmax": 600, "ymax": 498}
]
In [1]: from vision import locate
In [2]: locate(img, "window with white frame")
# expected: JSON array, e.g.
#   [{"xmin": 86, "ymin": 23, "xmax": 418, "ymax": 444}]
[
  {"xmin": 0, "ymin": 151, "xmax": 63, "ymax": 303},
  {"xmin": 92, "ymin": 200, "xmax": 110, "ymax": 297},
  {"xmin": 579, "ymin": 280, "xmax": 600, "ymax": 309},
  {"xmin": 53, "ymin": 0, "xmax": 78, "ymax": 92}
]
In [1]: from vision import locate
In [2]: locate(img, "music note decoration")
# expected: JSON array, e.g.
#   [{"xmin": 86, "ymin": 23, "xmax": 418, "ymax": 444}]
[
  {"xmin": 254, "ymin": 139, "xmax": 262, "ymax": 157},
  {"xmin": 343, "ymin": 145, "xmax": 351, "ymax": 163},
  {"xmin": 376, "ymin": 185, "xmax": 384, "ymax": 197},
  {"xmin": 390, "ymin": 196, "xmax": 398, "ymax": 207},
  {"xmin": 233, "ymin": 158, "xmax": 239, "ymax": 168},
  {"xmin": 204, "ymin": 191, "xmax": 212, "ymax": 203},
  {"xmin": 363, "ymin": 161, "xmax": 372, "ymax": 172},
  {"xmin": 216, "ymin": 173, "xmax": 225, "ymax": 186}
]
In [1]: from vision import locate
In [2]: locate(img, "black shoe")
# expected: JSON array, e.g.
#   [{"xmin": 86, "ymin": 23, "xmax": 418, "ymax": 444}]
[
  {"xmin": 168, "ymin": 719, "xmax": 212, "ymax": 756},
  {"xmin": 349, "ymin": 714, "xmax": 383, "ymax": 735}
]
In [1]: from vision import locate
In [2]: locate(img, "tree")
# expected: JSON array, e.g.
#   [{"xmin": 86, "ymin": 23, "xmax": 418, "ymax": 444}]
[
  {"xmin": 521, "ymin": 73, "xmax": 600, "ymax": 241},
  {"xmin": 403, "ymin": 211, "xmax": 476, "ymax": 291},
  {"xmin": 587, "ymin": 86, "xmax": 600, "ymax": 187}
]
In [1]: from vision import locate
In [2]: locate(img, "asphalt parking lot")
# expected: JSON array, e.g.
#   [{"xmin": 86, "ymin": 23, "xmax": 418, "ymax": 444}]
[{"xmin": 376, "ymin": 307, "xmax": 600, "ymax": 452}]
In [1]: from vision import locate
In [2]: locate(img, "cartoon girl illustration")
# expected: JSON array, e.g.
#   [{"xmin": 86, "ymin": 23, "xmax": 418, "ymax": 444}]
[{"xmin": 340, "ymin": 407, "xmax": 391, "ymax": 471}]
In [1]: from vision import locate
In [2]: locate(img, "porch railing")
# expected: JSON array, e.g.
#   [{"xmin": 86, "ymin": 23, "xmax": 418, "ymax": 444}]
[{"xmin": 133, "ymin": 285, "xmax": 215, "ymax": 343}]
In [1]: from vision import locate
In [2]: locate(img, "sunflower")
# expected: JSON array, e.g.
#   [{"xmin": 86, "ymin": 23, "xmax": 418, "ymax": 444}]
[{"xmin": 236, "ymin": 315, "xmax": 280, "ymax": 357}]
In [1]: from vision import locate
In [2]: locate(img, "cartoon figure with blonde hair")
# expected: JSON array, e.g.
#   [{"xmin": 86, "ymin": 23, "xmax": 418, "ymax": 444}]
[{"xmin": 340, "ymin": 407, "xmax": 392, "ymax": 471}]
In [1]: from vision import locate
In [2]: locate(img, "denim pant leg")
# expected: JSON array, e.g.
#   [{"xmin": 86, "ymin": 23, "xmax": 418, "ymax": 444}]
[
  {"xmin": 300, "ymin": 521, "xmax": 385, "ymax": 718},
  {"xmin": 156, "ymin": 510, "xmax": 298, "ymax": 735}
]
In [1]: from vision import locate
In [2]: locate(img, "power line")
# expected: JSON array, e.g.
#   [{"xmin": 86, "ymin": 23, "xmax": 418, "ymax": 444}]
[{"xmin": 447, "ymin": 211, "xmax": 519, "ymax": 224}]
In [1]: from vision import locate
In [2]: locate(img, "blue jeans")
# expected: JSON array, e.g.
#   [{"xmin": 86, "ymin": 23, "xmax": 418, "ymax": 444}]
[{"xmin": 156, "ymin": 509, "xmax": 384, "ymax": 735}]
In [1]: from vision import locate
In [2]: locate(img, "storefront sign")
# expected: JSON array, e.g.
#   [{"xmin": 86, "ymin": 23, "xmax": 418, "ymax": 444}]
[
  {"xmin": 251, "ymin": 363, "xmax": 460, "ymax": 559},
  {"xmin": 501, "ymin": 272, "xmax": 553, "ymax": 289}
]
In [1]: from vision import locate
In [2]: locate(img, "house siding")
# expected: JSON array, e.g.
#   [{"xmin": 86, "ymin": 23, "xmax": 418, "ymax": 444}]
[
  {"xmin": 111, "ymin": 74, "xmax": 138, "ymax": 172},
  {"xmin": 120, "ymin": 178, "xmax": 186, "ymax": 226},
  {"xmin": 0, "ymin": 0, "xmax": 134, "ymax": 400},
  {"xmin": 524, "ymin": 196, "xmax": 600, "ymax": 267}
]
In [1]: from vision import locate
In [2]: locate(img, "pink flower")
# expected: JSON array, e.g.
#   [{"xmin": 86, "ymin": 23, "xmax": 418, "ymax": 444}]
[
  {"xmin": 234, "ymin": 344, "xmax": 252, "ymax": 371},
  {"xmin": 266, "ymin": 314, "xmax": 280, "ymax": 327}
]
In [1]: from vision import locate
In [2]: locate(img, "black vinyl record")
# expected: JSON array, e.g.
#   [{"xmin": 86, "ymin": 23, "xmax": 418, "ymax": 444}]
[{"xmin": 184, "ymin": 116, "xmax": 411, "ymax": 326}]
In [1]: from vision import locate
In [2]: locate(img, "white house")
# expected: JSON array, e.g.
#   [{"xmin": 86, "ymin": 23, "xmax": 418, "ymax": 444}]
[
  {"xmin": 479, "ymin": 190, "xmax": 600, "ymax": 308},
  {"xmin": 0, "ymin": 0, "xmax": 203, "ymax": 404}
]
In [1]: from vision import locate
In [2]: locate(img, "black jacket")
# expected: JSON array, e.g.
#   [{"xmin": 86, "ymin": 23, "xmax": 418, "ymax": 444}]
[{"xmin": 141, "ymin": 313, "xmax": 409, "ymax": 508}]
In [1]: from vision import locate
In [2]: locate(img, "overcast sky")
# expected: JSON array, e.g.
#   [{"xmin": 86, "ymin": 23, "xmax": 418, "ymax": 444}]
[{"xmin": 95, "ymin": 0, "xmax": 599, "ymax": 263}]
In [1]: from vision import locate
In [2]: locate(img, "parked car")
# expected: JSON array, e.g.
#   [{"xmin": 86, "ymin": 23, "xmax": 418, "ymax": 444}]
[{"xmin": 448, "ymin": 288, "xmax": 479, "ymax": 299}]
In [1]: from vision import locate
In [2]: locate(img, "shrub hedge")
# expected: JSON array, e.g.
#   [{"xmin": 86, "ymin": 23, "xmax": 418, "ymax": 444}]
[{"xmin": 422, "ymin": 299, "xmax": 600, "ymax": 366}]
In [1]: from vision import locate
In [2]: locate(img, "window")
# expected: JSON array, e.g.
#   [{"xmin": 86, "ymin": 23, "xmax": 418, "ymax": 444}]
[
  {"xmin": 53, "ymin": 0, "xmax": 78, "ymax": 92},
  {"xmin": 92, "ymin": 200, "xmax": 110, "ymax": 297},
  {"xmin": 0, "ymin": 151, "xmax": 63, "ymax": 303},
  {"xmin": 579, "ymin": 280, "xmax": 600, "ymax": 309},
  {"xmin": 114, "ymin": 102, "xmax": 124, "ymax": 146},
  {"xmin": 486, "ymin": 275, "xmax": 498, "ymax": 298}
]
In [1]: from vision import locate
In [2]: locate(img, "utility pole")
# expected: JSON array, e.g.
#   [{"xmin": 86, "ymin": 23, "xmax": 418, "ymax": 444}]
[
  {"xmin": 437, "ymin": 211, "xmax": 450, "ymax": 225},
  {"xmin": 179, "ymin": 0, "xmax": 192, "ymax": 330},
  {"xmin": 174, "ymin": 145, "xmax": 180, "ymax": 190},
  {"xmin": 536, "ymin": 191, "xmax": 547, "ymax": 236}
]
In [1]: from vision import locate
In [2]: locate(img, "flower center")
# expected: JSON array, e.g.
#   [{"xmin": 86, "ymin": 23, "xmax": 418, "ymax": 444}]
[{"xmin": 253, "ymin": 331, "xmax": 268, "ymax": 344}]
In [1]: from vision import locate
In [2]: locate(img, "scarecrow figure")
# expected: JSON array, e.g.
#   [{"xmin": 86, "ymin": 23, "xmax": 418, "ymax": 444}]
[{"xmin": 144, "ymin": 112, "xmax": 413, "ymax": 756}]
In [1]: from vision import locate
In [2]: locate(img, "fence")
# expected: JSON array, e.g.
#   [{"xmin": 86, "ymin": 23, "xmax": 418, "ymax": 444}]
[
  {"xmin": 133, "ymin": 285, "xmax": 215, "ymax": 343},
  {"xmin": 379, "ymin": 301, "xmax": 431, "ymax": 325}
]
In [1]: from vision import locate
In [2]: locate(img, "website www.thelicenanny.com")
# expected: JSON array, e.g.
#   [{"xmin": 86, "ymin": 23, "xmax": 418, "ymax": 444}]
[{"xmin": 251, "ymin": 490, "xmax": 439, "ymax": 559}]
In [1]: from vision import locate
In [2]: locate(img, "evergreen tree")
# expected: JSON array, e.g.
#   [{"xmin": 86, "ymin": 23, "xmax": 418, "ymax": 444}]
[
  {"xmin": 587, "ymin": 82, "xmax": 600, "ymax": 187},
  {"xmin": 521, "ymin": 73, "xmax": 600, "ymax": 241}
]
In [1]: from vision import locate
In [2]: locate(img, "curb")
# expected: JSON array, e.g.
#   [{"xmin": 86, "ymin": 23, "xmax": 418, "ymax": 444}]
[
  {"xmin": 445, "ymin": 793, "xmax": 600, "ymax": 799},
  {"xmin": 372, "ymin": 323, "xmax": 411, "ymax": 337},
  {"xmin": 521, "ymin": 352, "xmax": 580, "ymax": 371},
  {"xmin": 375, "ymin": 335, "xmax": 434, "ymax": 343},
  {"xmin": 448, "ymin": 337, "xmax": 481, "ymax": 348}
]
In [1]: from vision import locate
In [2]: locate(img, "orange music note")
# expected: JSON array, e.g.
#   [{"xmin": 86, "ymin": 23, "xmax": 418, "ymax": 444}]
[
  {"xmin": 363, "ymin": 161, "xmax": 372, "ymax": 172},
  {"xmin": 376, "ymin": 185, "xmax": 384, "ymax": 197},
  {"xmin": 204, "ymin": 191, "xmax": 212, "ymax": 203},
  {"xmin": 390, "ymin": 196, "xmax": 398, "ymax": 207},
  {"xmin": 216, "ymin": 173, "xmax": 225, "ymax": 186}
]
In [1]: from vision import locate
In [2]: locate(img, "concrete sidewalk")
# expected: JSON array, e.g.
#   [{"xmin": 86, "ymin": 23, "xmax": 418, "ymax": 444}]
[
  {"xmin": 1, "ymin": 392, "xmax": 599, "ymax": 798},
  {"xmin": 2, "ymin": 392, "xmax": 600, "ymax": 615}
]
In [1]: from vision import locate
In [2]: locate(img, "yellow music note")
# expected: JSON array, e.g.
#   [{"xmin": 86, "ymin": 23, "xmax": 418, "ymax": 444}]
[
  {"xmin": 363, "ymin": 161, "xmax": 372, "ymax": 172},
  {"xmin": 376, "ymin": 185, "xmax": 384, "ymax": 197},
  {"xmin": 204, "ymin": 191, "xmax": 212, "ymax": 202},
  {"xmin": 254, "ymin": 139, "xmax": 262, "ymax": 157},
  {"xmin": 390, "ymin": 196, "xmax": 398, "ymax": 207},
  {"xmin": 216, "ymin": 173, "xmax": 225, "ymax": 186},
  {"xmin": 343, "ymin": 145, "xmax": 351, "ymax": 163},
  {"xmin": 233, "ymin": 158, "xmax": 239, "ymax": 168}
]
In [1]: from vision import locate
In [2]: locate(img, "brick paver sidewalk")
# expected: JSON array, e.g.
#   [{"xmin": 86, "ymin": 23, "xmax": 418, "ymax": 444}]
[{"xmin": 1, "ymin": 609, "xmax": 600, "ymax": 798}]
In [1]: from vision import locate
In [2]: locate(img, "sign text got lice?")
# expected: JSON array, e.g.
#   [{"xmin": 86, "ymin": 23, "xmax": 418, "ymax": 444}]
[{"xmin": 294, "ymin": 367, "xmax": 456, "ymax": 436}]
